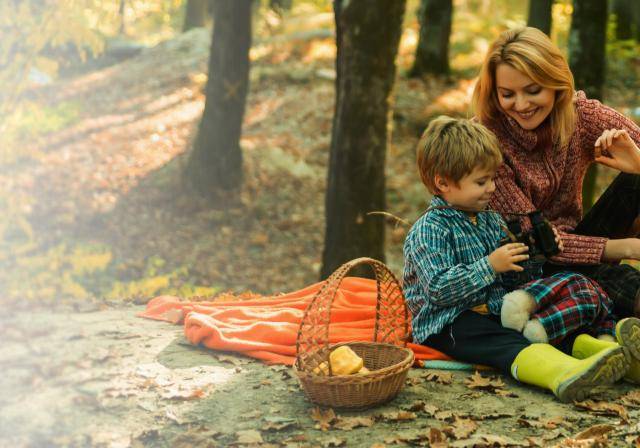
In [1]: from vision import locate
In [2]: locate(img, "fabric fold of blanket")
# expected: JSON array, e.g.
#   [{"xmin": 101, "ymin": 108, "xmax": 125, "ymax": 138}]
[{"xmin": 139, "ymin": 276, "xmax": 450, "ymax": 365}]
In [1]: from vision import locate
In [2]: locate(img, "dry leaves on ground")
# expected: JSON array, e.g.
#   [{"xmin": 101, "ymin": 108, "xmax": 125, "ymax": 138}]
[
  {"xmin": 310, "ymin": 407, "xmax": 337, "ymax": 431},
  {"xmin": 423, "ymin": 371, "xmax": 453, "ymax": 384},
  {"xmin": 574, "ymin": 400, "xmax": 630, "ymax": 423},
  {"xmin": 464, "ymin": 371, "xmax": 515, "ymax": 397}
]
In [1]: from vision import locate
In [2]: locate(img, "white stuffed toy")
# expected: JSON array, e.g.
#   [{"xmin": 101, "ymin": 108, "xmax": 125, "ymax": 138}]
[{"xmin": 501, "ymin": 289, "xmax": 548, "ymax": 343}]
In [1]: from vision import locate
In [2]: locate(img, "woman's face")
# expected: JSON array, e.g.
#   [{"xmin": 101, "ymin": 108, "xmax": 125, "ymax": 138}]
[{"xmin": 495, "ymin": 63, "xmax": 555, "ymax": 130}]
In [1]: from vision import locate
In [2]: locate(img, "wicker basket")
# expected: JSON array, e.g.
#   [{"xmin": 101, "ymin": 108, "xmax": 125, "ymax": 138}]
[{"xmin": 294, "ymin": 258, "xmax": 414, "ymax": 409}]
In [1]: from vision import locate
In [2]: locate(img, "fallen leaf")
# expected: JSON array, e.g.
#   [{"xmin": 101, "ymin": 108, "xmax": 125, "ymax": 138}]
[
  {"xmin": 464, "ymin": 371, "xmax": 509, "ymax": 395},
  {"xmin": 524, "ymin": 436, "xmax": 544, "ymax": 447},
  {"xmin": 161, "ymin": 386, "xmax": 208, "ymax": 400},
  {"xmin": 281, "ymin": 434, "xmax": 307, "ymax": 444},
  {"xmin": 474, "ymin": 411, "xmax": 514, "ymax": 421},
  {"xmin": 385, "ymin": 432, "xmax": 431, "ymax": 446},
  {"xmin": 429, "ymin": 428, "xmax": 448, "ymax": 448},
  {"xmin": 518, "ymin": 415, "xmax": 570, "ymax": 430},
  {"xmin": 619, "ymin": 390, "xmax": 640, "ymax": 408},
  {"xmin": 574, "ymin": 400, "xmax": 629, "ymax": 423},
  {"xmin": 434, "ymin": 410, "xmax": 455, "ymax": 422},
  {"xmin": 494, "ymin": 388, "xmax": 518, "ymax": 397},
  {"xmin": 311, "ymin": 407, "xmax": 336, "ymax": 431},
  {"xmin": 451, "ymin": 433, "xmax": 522, "ymax": 447},
  {"xmin": 171, "ymin": 426, "xmax": 221, "ymax": 448},
  {"xmin": 442, "ymin": 417, "xmax": 477, "ymax": 440},
  {"xmin": 379, "ymin": 411, "xmax": 417, "ymax": 421},
  {"xmin": 624, "ymin": 434, "xmax": 640, "ymax": 446},
  {"xmin": 250, "ymin": 232, "xmax": 269, "ymax": 246},
  {"xmin": 540, "ymin": 429, "xmax": 564, "ymax": 441},
  {"xmin": 333, "ymin": 416, "xmax": 374, "ymax": 430},
  {"xmin": 236, "ymin": 429, "xmax": 263, "ymax": 444},
  {"xmin": 321, "ymin": 436, "xmax": 345, "ymax": 447},
  {"xmin": 424, "ymin": 371, "xmax": 453, "ymax": 384},
  {"xmin": 573, "ymin": 424, "xmax": 615, "ymax": 440}
]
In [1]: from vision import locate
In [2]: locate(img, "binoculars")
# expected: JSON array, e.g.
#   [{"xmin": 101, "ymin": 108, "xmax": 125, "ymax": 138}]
[{"xmin": 501, "ymin": 211, "xmax": 560, "ymax": 259}]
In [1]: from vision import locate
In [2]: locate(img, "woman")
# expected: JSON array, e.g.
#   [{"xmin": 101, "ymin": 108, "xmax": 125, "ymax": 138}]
[{"xmin": 473, "ymin": 27, "xmax": 640, "ymax": 318}]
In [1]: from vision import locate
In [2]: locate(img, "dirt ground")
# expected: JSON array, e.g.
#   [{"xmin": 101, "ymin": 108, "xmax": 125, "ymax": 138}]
[{"xmin": 2, "ymin": 304, "xmax": 640, "ymax": 448}]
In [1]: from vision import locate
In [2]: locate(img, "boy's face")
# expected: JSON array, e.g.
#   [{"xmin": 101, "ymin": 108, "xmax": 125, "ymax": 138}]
[{"xmin": 437, "ymin": 166, "xmax": 497, "ymax": 212}]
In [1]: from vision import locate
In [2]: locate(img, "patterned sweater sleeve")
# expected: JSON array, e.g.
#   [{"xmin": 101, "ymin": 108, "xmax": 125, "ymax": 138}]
[
  {"xmin": 577, "ymin": 93, "xmax": 640, "ymax": 155},
  {"xmin": 489, "ymin": 163, "xmax": 537, "ymax": 218},
  {"xmin": 549, "ymin": 94, "xmax": 640, "ymax": 264},
  {"xmin": 407, "ymin": 219, "xmax": 497, "ymax": 308}
]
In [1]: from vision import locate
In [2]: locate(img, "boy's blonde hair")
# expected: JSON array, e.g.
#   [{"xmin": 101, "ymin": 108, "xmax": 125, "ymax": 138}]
[
  {"xmin": 472, "ymin": 27, "xmax": 576, "ymax": 148},
  {"xmin": 417, "ymin": 116, "xmax": 502, "ymax": 194}
]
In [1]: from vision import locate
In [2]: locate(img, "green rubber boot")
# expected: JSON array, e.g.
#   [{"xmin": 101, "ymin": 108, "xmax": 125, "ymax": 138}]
[
  {"xmin": 511, "ymin": 343, "xmax": 628, "ymax": 403},
  {"xmin": 616, "ymin": 318, "xmax": 640, "ymax": 360},
  {"xmin": 572, "ymin": 318, "xmax": 640, "ymax": 384}
]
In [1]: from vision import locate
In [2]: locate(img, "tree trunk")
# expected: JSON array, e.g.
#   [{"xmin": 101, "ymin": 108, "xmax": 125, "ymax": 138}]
[
  {"xmin": 183, "ymin": 0, "xmax": 209, "ymax": 32},
  {"xmin": 612, "ymin": 0, "xmax": 633, "ymax": 40},
  {"xmin": 410, "ymin": 0, "xmax": 452, "ymax": 77},
  {"xmin": 635, "ymin": 2, "xmax": 640, "ymax": 40},
  {"xmin": 185, "ymin": 0, "xmax": 251, "ymax": 198},
  {"xmin": 321, "ymin": 0, "xmax": 406, "ymax": 279},
  {"xmin": 119, "ymin": 0, "xmax": 126, "ymax": 35},
  {"xmin": 527, "ymin": 0, "xmax": 554, "ymax": 35},
  {"xmin": 569, "ymin": 0, "xmax": 607, "ymax": 211}
]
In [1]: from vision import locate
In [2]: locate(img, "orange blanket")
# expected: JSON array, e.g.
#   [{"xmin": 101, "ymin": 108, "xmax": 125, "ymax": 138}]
[{"xmin": 139, "ymin": 277, "xmax": 450, "ymax": 365}]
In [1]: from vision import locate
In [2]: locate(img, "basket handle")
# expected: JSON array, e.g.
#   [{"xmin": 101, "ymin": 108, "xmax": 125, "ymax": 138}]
[{"xmin": 295, "ymin": 257, "xmax": 411, "ymax": 361}]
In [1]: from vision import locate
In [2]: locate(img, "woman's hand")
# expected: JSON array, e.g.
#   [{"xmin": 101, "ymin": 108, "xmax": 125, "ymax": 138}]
[
  {"xmin": 602, "ymin": 238, "xmax": 640, "ymax": 262},
  {"xmin": 594, "ymin": 129, "xmax": 640, "ymax": 174},
  {"xmin": 489, "ymin": 243, "xmax": 529, "ymax": 273}
]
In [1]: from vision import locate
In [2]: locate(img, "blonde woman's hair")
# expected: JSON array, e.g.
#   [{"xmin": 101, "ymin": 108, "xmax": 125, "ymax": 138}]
[
  {"xmin": 416, "ymin": 116, "xmax": 503, "ymax": 194},
  {"xmin": 472, "ymin": 27, "xmax": 576, "ymax": 148}
]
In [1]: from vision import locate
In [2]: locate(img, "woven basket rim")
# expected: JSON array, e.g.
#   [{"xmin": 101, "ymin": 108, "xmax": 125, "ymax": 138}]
[{"xmin": 295, "ymin": 341, "xmax": 414, "ymax": 379}]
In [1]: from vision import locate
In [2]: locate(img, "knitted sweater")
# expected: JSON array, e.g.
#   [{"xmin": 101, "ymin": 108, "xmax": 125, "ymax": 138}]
[{"xmin": 485, "ymin": 91, "xmax": 640, "ymax": 265}]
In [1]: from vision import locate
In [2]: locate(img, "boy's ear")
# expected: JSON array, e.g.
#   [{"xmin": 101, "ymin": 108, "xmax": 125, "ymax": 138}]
[{"xmin": 434, "ymin": 174, "xmax": 450, "ymax": 193}]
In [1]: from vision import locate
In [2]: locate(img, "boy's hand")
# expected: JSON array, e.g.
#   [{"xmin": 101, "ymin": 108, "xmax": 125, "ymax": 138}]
[{"xmin": 489, "ymin": 243, "xmax": 529, "ymax": 273}]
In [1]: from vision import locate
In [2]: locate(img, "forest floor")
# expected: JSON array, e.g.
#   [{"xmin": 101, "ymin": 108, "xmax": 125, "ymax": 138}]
[{"xmin": 2, "ymin": 12, "xmax": 640, "ymax": 448}]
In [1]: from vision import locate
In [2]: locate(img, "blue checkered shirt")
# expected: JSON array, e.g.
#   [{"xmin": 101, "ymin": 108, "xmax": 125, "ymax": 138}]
[{"xmin": 403, "ymin": 195, "xmax": 541, "ymax": 343}]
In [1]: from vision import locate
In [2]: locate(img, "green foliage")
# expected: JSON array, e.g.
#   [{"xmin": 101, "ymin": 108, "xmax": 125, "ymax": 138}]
[
  {"xmin": 606, "ymin": 18, "xmax": 640, "ymax": 99},
  {"xmin": 2, "ymin": 100, "xmax": 82, "ymax": 164},
  {"xmin": 0, "ymin": 1, "xmax": 104, "ymax": 120},
  {"xmin": 0, "ymin": 242, "xmax": 219, "ymax": 302}
]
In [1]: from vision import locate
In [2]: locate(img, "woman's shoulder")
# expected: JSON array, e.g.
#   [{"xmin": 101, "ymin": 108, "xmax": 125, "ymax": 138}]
[{"xmin": 574, "ymin": 90, "xmax": 627, "ymax": 127}]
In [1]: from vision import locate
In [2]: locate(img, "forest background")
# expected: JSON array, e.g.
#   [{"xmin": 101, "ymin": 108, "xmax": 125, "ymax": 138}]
[{"xmin": 2, "ymin": 0, "xmax": 640, "ymax": 306}]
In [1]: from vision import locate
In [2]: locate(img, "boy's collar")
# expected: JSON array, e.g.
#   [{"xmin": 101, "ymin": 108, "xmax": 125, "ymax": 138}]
[
  {"xmin": 429, "ymin": 196, "xmax": 491, "ymax": 219},
  {"xmin": 429, "ymin": 195, "xmax": 464, "ymax": 216}
]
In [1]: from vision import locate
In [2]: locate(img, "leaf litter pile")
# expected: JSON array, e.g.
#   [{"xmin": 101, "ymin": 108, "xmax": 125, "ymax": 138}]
[{"xmin": 2, "ymin": 12, "xmax": 640, "ymax": 448}]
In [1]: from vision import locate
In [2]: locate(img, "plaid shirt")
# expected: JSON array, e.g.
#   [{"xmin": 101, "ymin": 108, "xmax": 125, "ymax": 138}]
[{"xmin": 403, "ymin": 195, "xmax": 542, "ymax": 343}]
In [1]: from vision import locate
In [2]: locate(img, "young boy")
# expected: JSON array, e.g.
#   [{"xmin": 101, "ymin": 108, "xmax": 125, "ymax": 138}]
[{"xmin": 403, "ymin": 116, "xmax": 632, "ymax": 402}]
